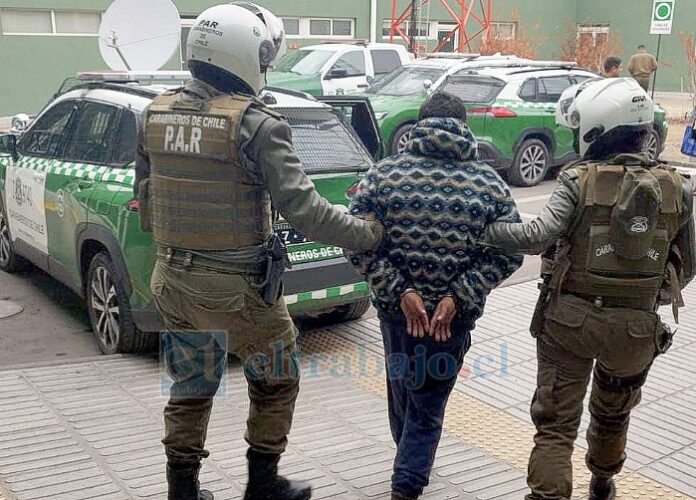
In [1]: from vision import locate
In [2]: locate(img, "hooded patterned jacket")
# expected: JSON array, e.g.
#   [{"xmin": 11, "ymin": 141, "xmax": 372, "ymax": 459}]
[{"xmin": 348, "ymin": 117, "xmax": 523, "ymax": 326}]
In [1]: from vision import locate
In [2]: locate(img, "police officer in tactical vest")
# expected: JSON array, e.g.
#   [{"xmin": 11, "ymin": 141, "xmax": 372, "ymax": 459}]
[
  {"xmin": 484, "ymin": 78, "xmax": 695, "ymax": 500},
  {"xmin": 135, "ymin": 3, "xmax": 383, "ymax": 499}
]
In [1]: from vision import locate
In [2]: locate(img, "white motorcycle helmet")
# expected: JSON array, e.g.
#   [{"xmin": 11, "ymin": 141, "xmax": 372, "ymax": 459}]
[
  {"xmin": 557, "ymin": 77, "xmax": 653, "ymax": 157},
  {"xmin": 187, "ymin": 2, "xmax": 286, "ymax": 95}
]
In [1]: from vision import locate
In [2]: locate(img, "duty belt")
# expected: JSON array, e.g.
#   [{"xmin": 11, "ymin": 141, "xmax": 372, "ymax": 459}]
[
  {"xmin": 157, "ymin": 246, "xmax": 265, "ymax": 275},
  {"xmin": 569, "ymin": 292, "xmax": 656, "ymax": 311}
]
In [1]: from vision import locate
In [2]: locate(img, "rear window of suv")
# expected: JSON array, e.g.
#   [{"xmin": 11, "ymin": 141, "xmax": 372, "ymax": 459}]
[
  {"xmin": 281, "ymin": 107, "xmax": 373, "ymax": 174},
  {"xmin": 440, "ymin": 75, "xmax": 506, "ymax": 103}
]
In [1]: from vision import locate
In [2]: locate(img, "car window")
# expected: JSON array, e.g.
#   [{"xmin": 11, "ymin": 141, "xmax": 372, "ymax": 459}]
[
  {"xmin": 572, "ymin": 74, "xmax": 594, "ymax": 85},
  {"xmin": 538, "ymin": 76, "xmax": 573, "ymax": 103},
  {"xmin": 367, "ymin": 66, "xmax": 445, "ymax": 96},
  {"xmin": 64, "ymin": 102, "xmax": 120, "ymax": 164},
  {"xmin": 519, "ymin": 78, "xmax": 537, "ymax": 102},
  {"xmin": 281, "ymin": 107, "xmax": 372, "ymax": 173},
  {"xmin": 272, "ymin": 49, "xmax": 334, "ymax": 76},
  {"xmin": 19, "ymin": 100, "xmax": 78, "ymax": 158},
  {"xmin": 331, "ymin": 51, "xmax": 366, "ymax": 77},
  {"xmin": 370, "ymin": 50, "xmax": 401, "ymax": 76},
  {"xmin": 111, "ymin": 110, "xmax": 138, "ymax": 166},
  {"xmin": 441, "ymin": 75, "xmax": 506, "ymax": 103}
]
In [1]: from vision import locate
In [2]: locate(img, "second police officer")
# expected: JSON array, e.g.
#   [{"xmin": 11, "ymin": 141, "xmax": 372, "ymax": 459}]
[{"xmin": 484, "ymin": 78, "xmax": 695, "ymax": 500}]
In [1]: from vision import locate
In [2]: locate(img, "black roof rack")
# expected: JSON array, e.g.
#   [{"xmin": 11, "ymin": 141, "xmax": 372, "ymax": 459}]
[
  {"xmin": 53, "ymin": 78, "xmax": 164, "ymax": 102},
  {"xmin": 507, "ymin": 65, "xmax": 579, "ymax": 75}
]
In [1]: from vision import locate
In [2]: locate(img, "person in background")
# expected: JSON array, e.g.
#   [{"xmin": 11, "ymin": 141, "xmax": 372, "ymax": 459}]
[
  {"xmin": 628, "ymin": 44, "xmax": 658, "ymax": 91},
  {"xmin": 348, "ymin": 92, "xmax": 523, "ymax": 500},
  {"xmin": 602, "ymin": 56, "xmax": 622, "ymax": 78}
]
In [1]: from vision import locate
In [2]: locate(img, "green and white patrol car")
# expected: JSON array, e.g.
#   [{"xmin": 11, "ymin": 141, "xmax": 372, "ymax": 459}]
[
  {"xmin": 267, "ymin": 42, "xmax": 411, "ymax": 96},
  {"xmin": 0, "ymin": 72, "xmax": 380, "ymax": 354}
]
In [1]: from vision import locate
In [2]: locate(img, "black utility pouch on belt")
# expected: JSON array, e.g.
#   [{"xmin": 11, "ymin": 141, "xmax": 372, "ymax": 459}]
[
  {"xmin": 530, "ymin": 272, "xmax": 553, "ymax": 338},
  {"xmin": 259, "ymin": 234, "xmax": 290, "ymax": 306}
]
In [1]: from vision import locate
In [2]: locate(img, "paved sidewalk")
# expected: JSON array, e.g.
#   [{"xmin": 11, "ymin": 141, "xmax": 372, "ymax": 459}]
[{"xmin": 0, "ymin": 280, "xmax": 695, "ymax": 499}]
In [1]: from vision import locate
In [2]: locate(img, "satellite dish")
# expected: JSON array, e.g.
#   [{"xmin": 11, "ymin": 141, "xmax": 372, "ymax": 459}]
[{"xmin": 99, "ymin": 0, "xmax": 182, "ymax": 71}]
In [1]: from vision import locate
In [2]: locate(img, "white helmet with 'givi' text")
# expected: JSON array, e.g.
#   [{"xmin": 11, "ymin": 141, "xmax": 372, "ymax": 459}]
[
  {"xmin": 556, "ymin": 77, "xmax": 653, "ymax": 157},
  {"xmin": 187, "ymin": 2, "xmax": 286, "ymax": 95}
]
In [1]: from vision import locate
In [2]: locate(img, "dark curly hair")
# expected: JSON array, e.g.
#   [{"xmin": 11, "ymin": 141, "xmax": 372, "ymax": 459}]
[{"xmin": 419, "ymin": 92, "xmax": 468, "ymax": 122}]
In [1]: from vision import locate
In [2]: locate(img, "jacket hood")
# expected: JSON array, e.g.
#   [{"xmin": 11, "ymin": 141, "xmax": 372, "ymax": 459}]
[{"xmin": 405, "ymin": 118, "xmax": 478, "ymax": 162}]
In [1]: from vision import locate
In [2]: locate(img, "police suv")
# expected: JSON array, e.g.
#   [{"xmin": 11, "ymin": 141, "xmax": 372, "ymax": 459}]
[{"xmin": 0, "ymin": 71, "xmax": 380, "ymax": 354}]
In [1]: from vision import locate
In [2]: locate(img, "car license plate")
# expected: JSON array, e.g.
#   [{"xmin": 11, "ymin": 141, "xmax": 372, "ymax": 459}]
[{"xmin": 275, "ymin": 223, "xmax": 309, "ymax": 246}]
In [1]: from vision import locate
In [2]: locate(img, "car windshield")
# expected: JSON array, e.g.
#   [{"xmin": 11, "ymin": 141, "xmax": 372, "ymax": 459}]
[
  {"xmin": 272, "ymin": 50, "xmax": 334, "ymax": 76},
  {"xmin": 366, "ymin": 66, "xmax": 445, "ymax": 96},
  {"xmin": 281, "ymin": 107, "xmax": 373, "ymax": 173}
]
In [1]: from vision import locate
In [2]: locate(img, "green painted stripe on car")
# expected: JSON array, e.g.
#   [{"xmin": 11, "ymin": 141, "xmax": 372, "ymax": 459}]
[{"xmin": 285, "ymin": 282, "xmax": 369, "ymax": 306}]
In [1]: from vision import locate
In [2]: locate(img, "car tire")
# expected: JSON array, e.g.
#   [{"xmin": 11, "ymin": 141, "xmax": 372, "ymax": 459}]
[
  {"xmin": 509, "ymin": 139, "xmax": 551, "ymax": 187},
  {"xmin": 324, "ymin": 298, "xmax": 372, "ymax": 324},
  {"xmin": 644, "ymin": 128, "xmax": 661, "ymax": 161},
  {"xmin": 0, "ymin": 199, "xmax": 21, "ymax": 273},
  {"xmin": 390, "ymin": 124, "xmax": 414, "ymax": 155},
  {"xmin": 86, "ymin": 251, "xmax": 157, "ymax": 354}
]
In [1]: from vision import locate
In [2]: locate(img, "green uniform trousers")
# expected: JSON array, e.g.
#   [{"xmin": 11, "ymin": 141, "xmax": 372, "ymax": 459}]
[
  {"xmin": 526, "ymin": 293, "xmax": 661, "ymax": 500},
  {"xmin": 151, "ymin": 258, "xmax": 300, "ymax": 465}
]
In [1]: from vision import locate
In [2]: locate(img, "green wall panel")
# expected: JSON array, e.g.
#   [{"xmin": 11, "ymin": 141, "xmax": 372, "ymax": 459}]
[{"xmin": 0, "ymin": 0, "xmax": 692, "ymax": 115}]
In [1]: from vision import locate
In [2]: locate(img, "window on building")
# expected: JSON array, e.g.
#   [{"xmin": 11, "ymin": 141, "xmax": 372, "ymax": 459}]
[
  {"xmin": 282, "ymin": 18, "xmax": 300, "ymax": 36},
  {"xmin": 54, "ymin": 11, "xmax": 101, "ymax": 34},
  {"xmin": 1, "ymin": 9, "xmax": 101, "ymax": 35},
  {"xmin": 309, "ymin": 18, "xmax": 353, "ymax": 38},
  {"xmin": 489, "ymin": 22, "xmax": 516, "ymax": 40},
  {"xmin": 1, "ymin": 10, "xmax": 53, "ymax": 34},
  {"xmin": 577, "ymin": 24, "xmax": 611, "ymax": 47},
  {"xmin": 64, "ymin": 102, "xmax": 120, "ymax": 164},
  {"xmin": 310, "ymin": 19, "xmax": 331, "ymax": 36},
  {"xmin": 332, "ymin": 20, "xmax": 352, "ymax": 37},
  {"xmin": 371, "ymin": 49, "xmax": 402, "ymax": 75},
  {"xmin": 382, "ymin": 20, "xmax": 432, "ymax": 40},
  {"xmin": 331, "ymin": 50, "xmax": 366, "ymax": 77}
]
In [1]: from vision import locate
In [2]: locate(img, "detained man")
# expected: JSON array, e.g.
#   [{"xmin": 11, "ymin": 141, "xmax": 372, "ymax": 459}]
[{"xmin": 348, "ymin": 92, "xmax": 523, "ymax": 500}]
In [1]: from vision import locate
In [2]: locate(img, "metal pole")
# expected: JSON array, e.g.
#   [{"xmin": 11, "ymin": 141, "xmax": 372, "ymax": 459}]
[
  {"xmin": 651, "ymin": 34, "xmax": 662, "ymax": 99},
  {"xmin": 409, "ymin": 0, "xmax": 419, "ymax": 54}
]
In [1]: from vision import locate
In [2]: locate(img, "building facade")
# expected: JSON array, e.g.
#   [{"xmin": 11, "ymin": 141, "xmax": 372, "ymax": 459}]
[{"xmin": 0, "ymin": 0, "xmax": 693, "ymax": 116}]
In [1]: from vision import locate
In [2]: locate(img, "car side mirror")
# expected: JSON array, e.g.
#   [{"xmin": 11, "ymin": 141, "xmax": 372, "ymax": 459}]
[
  {"xmin": 326, "ymin": 68, "xmax": 349, "ymax": 80},
  {"xmin": 366, "ymin": 75, "xmax": 375, "ymax": 85},
  {"xmin": 0, "ymin": 134, "xmax": 18, "ymax": 161},
  {"xmin": 423, "ymin": 79, "xmax": 433, "ymax": 90}
]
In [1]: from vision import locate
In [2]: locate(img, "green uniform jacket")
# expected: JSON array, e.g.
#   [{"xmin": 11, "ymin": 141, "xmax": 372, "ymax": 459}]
[
  {"xmin": 135, "ymin": 79, "xmax": 383, "ymax": 253},
  {"xmin": 484, "ymin": 163, "xmax": 696, "ymax": 290}
]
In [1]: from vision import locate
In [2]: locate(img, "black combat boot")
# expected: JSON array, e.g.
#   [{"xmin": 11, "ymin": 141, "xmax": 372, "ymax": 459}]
[
  {"xmin": 244, "ymin": 449, "xmax": 312, "ymax": 500},
  {"xmin": 589, "ymin": 476, "xmax": 616, "ymax": 500},
  {"xmin": 167, "ymin": 462, "xmax": 214, "ymax": 500},
  {"xmin": 391, "ymin": 492, "xmax": 418, "ymax": 500}
]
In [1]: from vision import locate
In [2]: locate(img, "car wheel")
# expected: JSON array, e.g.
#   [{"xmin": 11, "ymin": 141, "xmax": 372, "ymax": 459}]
[
  {"xmin": 644, "ymin": 129, "xmax": 661, "ymax": 161},
  {"xmin": 86, "ymin": 251, "xmax": 156, "ymax": 354},
  {"xmin": 509, "ymin": 139, "xmax": 551, "ymax": 187},
  {"xmin": 323, "ymin": 298, "xmax": 372, "ymax": 324},
  {"xmin": 0, "ymin": 200, "xmax": 20, "ymax": 273},
  {"xmin": 390, "ymin": 124, "xmax": 413, "ymax": 155}
]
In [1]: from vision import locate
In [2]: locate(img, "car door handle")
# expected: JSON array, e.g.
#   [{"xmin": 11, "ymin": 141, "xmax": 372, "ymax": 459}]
[
  {"xmin": 77, "ymin": 179, "xmax": 94, "ymax": 189},
  {"xmin": 357, "ymin": 84, "xmax": 369, "ymax": 88}
]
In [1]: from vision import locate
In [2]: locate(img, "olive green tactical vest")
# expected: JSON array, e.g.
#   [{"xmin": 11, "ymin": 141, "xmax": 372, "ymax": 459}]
[
  {"xmin": 562, "ymin": 156, "xmax": 684, "ymax": 303},
  {"xmin": 144, "ymin": 92, "xmax": 273, "ymax": 251}
]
